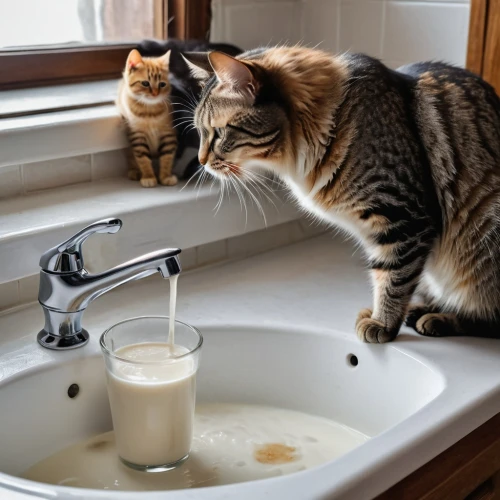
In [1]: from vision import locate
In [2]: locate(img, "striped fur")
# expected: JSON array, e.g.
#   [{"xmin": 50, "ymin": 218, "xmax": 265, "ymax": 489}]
[
  {"xmin": 185, "ymin": 48, "xmax": 500, "ymax": 342},
  {"xmin": 116, "ymin": 49, "xmax": 178, "ymax": 188}
]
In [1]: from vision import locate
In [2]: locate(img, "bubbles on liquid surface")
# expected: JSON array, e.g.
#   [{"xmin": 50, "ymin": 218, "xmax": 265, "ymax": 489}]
[{"xmin": 24, "ymin": 404, "xmax": 369, "ymax": 491}]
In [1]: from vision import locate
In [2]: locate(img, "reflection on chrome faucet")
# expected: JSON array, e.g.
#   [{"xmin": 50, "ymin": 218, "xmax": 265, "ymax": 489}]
[{"xmin": 37, "ymin": 217, "xmax": 181, "ymax": 350}]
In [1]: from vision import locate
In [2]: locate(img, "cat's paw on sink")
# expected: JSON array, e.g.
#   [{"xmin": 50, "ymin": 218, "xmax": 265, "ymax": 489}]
[{"xmin": 356, "ymin": 309, "xmax": 397, "ymax": 343}]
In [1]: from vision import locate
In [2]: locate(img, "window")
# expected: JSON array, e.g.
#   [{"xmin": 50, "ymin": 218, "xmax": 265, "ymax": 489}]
[
  {"xmin": 0, "ymin": 0, "xmax": 211, "ymax": 90},
  {"xmin": 0, "ymin": 0, "xmax": 159, "ymax": 49}
]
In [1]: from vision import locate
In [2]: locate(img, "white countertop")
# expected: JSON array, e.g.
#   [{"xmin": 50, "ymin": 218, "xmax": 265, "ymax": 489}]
[{"xmin": 1, "ymin": 234, "xmax": 500, "ymax": 498}]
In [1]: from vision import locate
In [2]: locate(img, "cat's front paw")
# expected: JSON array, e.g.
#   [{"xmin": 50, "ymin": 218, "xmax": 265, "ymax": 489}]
[
  {"xmin": 355, "ymin": 308, "xmax": 373, "ymax": 326},
  {"xmin": 160, "ymin": 174, "xmax": 178, "ymax": 186},
  {"xmin": 416, "ymin": 313, "xmax": 457, "ymax": 337},
  {"xmin": 140, "ymin": 177, "xmax": 158, "ymax": 188},
  {"xmin": 405, "ymin": 304, "xmax": 434, "ymax": 330},
  {"xmin": 355, "ymin": 309, "xmax": 397, "ymax": 343}
]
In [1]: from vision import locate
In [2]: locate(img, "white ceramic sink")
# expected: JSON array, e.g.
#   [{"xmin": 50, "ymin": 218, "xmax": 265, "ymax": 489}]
[
  {"xmin": 2, "ymin": 235, "xmax": 500, "ymax": 499},
  {"xmin": 0, "ymin": 325, "xmax": 444, "ymax": 499}
]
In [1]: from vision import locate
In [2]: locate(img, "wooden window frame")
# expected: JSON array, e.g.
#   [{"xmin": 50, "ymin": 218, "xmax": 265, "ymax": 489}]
[
  {"xmin": 466, "ymin": 0, "xmax": 500, "ymax": 91},
  {"xmin": 0, "ymin": 0, "xmax": 211, "ymax": 91},
  {"xmin": 167, "ymin": 0, "xmax": 212, "ymax": 40}
]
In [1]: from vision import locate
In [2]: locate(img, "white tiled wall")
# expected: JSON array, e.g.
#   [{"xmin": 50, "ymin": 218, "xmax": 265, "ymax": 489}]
[
  {"xmin": 22, "ymin": 155, "xmax": 92, "ymax": 192},
  {"xmin": 211, "ymin": 0, "xmax": 471, "ymax": 68},
  {"xmin": 382, "ymin": 1, "xmax": 470, "ymax": 67},
  {"xmin": 91, "ymin": 149, "xmax": 128, "ymax": 180},
  {"xmin": 211, "ymin": 0, "xmax": 304, "ymax": 49},
  {"xmin": 0, "ymin": 165, "xmax": 23, "ymax": 199},
  {"xmin": 0, "ymin": 149, "xmax": 128, "ymax": 200}
]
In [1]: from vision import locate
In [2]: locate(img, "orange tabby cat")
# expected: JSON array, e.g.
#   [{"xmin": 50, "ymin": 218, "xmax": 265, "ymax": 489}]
[{"xmin": 117, "ymin": 49, "xmax": 178, "ymax": 187}]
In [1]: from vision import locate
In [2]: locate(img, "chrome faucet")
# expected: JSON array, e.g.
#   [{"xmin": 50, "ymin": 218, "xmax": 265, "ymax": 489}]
[{"xmin": 37, "ymin": 218, "xmax": 181, "ymax": 350}]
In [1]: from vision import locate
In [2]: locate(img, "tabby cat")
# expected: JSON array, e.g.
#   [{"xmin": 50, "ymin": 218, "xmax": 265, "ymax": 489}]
[
  {"xmin": 117, "ymin": 49, "xmax": 178, "ymax": 187},
  {"xmin": 183, "ymin": 47, "xmax": 500, "ymax": 342},
  {"xmin": 137, "ymin": 39, "xmax": 242, "ymax": 166}
]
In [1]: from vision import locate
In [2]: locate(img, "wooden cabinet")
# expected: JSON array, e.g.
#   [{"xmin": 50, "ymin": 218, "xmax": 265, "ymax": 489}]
[
  {"xmin": 376, "ymin": 413, "xmax": 500, "ymax": 499},
  {"xmin": 467, "ymin": 0, "xmax": 500, "ymax": 91}
]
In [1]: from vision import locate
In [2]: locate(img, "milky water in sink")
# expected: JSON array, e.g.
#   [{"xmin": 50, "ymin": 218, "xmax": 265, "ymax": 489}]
[{"xmin": 24, "ymin": 403, "xmax": 369, "ymax": 491}]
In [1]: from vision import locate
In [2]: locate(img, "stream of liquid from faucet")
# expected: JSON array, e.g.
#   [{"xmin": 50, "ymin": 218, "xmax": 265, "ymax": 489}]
[{"xmin": 168, "ymin": 274, "xmax": 178, "ymax": 346}]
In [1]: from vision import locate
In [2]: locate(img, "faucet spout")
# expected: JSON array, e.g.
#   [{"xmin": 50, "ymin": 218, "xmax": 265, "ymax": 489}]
[
  {"xmin": 37, "ymin": 218, "xmax": 182, "ymax": 350},
  {"xmin": 80, "ymin": 248, "xmax": 181, "ymax": 308}
]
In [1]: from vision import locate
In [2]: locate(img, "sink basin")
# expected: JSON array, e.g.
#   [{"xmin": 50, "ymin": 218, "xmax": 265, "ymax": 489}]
[
  {"xmin": 2, "ymin": 235, "xmax": 500, "ymax": 499},
  {"xmin": 0, "ymin": 325, "xmax": 444, "ymax": 499}
]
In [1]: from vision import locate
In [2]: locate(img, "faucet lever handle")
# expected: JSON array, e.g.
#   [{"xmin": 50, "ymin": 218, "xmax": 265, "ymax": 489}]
[{"xmin": 39, "ymin": 218, "xmax": 123, "ymax": 273}]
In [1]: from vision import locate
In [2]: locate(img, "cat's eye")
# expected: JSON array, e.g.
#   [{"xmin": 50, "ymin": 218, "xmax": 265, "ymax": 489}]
[
  {"xmin": 159, "ymin": 82, "xmax": 167, "ymax": 88},
  {"xmin": 214, "ymin": 127, "xmax": 224, "ymax": 138},
  {"xmin": 141, "ymin": 81, "xmax": 150, "ymax": 87}
]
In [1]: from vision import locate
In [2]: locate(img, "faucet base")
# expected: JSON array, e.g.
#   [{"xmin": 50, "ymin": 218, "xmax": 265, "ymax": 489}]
[{"xmin": 37, "ymin": 329, "xmax": 90, "ymax": 350}]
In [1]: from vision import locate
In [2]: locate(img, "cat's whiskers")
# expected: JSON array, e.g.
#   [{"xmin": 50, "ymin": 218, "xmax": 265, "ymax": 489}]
[
  {"xmin": 172, "ymin": 120, "xmax": 194, "ymax": 127},
  {"xmin": 182, "ymin": 127, "xmax": 197, "ymax": 137},
  {"xmin": 214, "ymin": 177, "xmax": 228, "ymax": 215},
  {"xmin": 168, "ymin": 104, "xmax": 193, "ymax": 115},
  {"xmin": 172, "ymin": 119, "xmax": 196, "ymax": 130},
  {"xmin": 180, "ymin": 166, "xmax": 204, "ymax": 192},
  {"xmin": 171, "ymin": 113, "xmax": 194, "ymax": 122},
  {"xmin": 171, "ymin": 110, "xmax": 194, "ymax": 120},
  {"xmin": 187, "ymin": 88, "xmax": 200, "ymax": 109},
  {"xmin": 243, "ymin": 168, "xmax": 281, "ymax": 191},
  {"xmin": 231, "ymin": 163, "xmax": 282, "ymax": 208},
  {"xmin": 243, "ymin": 172, "xmax": 279, "ymax": 212},
  {"xmin": 228, "ymin": 173, "xmax": 248, "ymax": 225},
  {"xmin": 171, "ymin": 93, "xmax": 198, "ymax": 110},
  {"xmin": 195, "ymin": 168, "xmax": 211, "ymax": 200},
  {"xmin": 211, "ymin": 162, "xmax": 267, "ymax": 224},
  {"xmin": 169, "ymin": 103, "xmax": 196, "ymax": 116},
  {"xmin": 206, "ymin": 160, "xmax": 278, "ymax": 223},
  {"xmin": 173, "ymin": 90, "xmax": 198, "ymax": 110},
  {"xmin": 230, "ymin": 171, "xmax": 268, "ymax": 226},
  {"xmin": 242, "ymin": 172, "xmax": 279, "ymax": 213}
]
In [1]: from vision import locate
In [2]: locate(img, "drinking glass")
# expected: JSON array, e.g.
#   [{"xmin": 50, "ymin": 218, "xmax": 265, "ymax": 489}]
[{"xmin": 100, "ymin": 316, "xmax": 202, "ymax": 472}]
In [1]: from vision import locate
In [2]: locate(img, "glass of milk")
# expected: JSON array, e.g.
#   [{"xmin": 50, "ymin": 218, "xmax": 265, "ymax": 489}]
[{"xmin": 100, "ymin": 316, "xmax": 202, "ymax": 472}]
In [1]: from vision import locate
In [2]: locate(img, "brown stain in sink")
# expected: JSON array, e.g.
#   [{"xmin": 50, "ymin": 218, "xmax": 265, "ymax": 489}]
[{"xmin": 254, "ymin": 443, "xmax": 299, "ymax": 464}]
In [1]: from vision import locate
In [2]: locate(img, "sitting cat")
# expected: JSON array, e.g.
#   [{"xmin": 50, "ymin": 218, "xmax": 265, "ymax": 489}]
[
  {"xmin": 183, "ymin": 48, "xmax": 500, "ymax": 342},
  {"xmin": 137, "ymin": 39, "xmax": 243, "ymax": 180},
  {"xmin": 116, "ymin": 49, "xmax": 178, "ymax": 187}
]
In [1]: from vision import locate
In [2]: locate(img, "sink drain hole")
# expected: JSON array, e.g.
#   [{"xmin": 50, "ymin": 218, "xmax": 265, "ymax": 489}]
[
  {"xmin": 347, "ymin": 354, "xmax": 359, "ymax": 367},
  {"xmin": 68, "ymin": 384, "xmax": 80, "ymax": 399}
]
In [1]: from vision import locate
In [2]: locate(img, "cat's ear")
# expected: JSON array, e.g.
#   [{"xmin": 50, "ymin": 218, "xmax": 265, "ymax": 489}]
[
  {"xmin": 159, "ymin": 50, "xmax": 171, "ymax": 67},
  {"xmin": 208, "ymin": 51, "xmax": 256, "ymax": 100},
  {"xmin": 127, "ymin": 49, "xmax": 143, "ymax": 71},
  {"xmin": 181, "ymin": 52, "xmax": 214, "ymax": 81}
]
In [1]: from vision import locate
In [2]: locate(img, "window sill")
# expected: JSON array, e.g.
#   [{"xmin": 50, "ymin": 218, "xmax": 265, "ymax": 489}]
[
  {"xmin": 0, "ymin": 104, "xmax": 126, "ymax": 169},
  {"xmin": 0, "ymin": 80, "xmax": 124, "ymax": 170},
  {"xmin": 0, "ymin": 79, "xmax": 119, "ymax": 118}
]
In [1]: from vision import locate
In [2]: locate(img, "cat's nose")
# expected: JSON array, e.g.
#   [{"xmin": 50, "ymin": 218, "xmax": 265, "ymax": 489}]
[
  {"xmin": 152, "ymin": 89, "xmax": 159, "ymax": 96},
  {"xmin": 198, "ymin": 153, "xmax": 208, "ymax": 165},
  {"xmin": 198, "ymin": 145, "xmax": 209, "ymax": 165}
]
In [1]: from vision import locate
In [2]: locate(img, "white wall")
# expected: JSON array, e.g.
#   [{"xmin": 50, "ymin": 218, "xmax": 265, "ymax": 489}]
[
  {"xmin": 211, "ymin": 0, "xmax": 471, "ymax": 68},
  {"xmin": 211, "ymin": 0, "xmax": 303, "ymax": 50}
]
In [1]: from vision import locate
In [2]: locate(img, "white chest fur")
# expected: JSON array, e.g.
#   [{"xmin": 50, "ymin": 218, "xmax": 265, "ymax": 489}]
[{"xmin": 285, "ymin": 177, "xmax": 375, "ymax": 254}]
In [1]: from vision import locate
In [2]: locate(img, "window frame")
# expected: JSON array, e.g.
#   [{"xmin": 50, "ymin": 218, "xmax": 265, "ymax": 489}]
[
  {"xmin": 167, "ymin": 0, "xmax": 212, "ymax": 40},
  {"xmin": 0, "ymin": 0, "xmax": 212, "ymax": 90}
]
